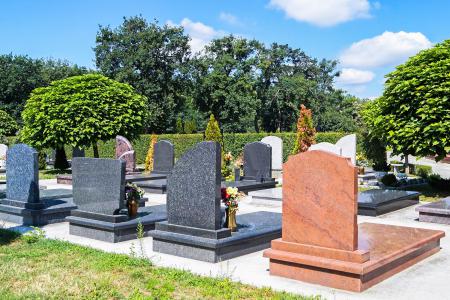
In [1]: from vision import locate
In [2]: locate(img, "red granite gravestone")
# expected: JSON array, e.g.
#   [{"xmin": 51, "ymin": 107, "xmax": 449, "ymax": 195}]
[
  {"xmin": 115, "ymin": 135, "xmax": 136, "ymax": 173},
  {"xmin": 264, "ymin": 150, "xmax": 445, "ymax": 292}
]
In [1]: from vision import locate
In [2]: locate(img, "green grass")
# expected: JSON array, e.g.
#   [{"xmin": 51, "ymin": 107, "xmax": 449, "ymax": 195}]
[
  {"xmin": 0, "ymin": 229, "xmax": 320, "ymax": 300},
  {"xmin": 399, "ymin": 184, "xmax": 450, "ymax": 202},
  {"xmin": 0, "ymin": 169, "xmax": 71, "ymax": 180}
]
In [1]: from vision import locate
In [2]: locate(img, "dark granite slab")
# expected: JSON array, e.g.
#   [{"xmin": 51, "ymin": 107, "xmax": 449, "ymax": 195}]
[
  {"xmin": 243, "ymin": 142, "xmax": 272, "ymax": 180},
  {"xmin": 222, "ymin": 180, "xmax": 277, "ymax": 194},
  {"xmin": 136, "ymin": 179, "xmax": 168, "ymax": 194},
  {"xmin": 67, "ymin": 205, "xmax": 167, "ymax": 242},
  {"xmin": 358, "ymin": 189, "xmax": 420, "ymax": 216},
  {"xmin": 126, "ymin": 173, "xmax": 167, "ymax": 182},
  {"xmin": 153, "ymin": 140, "xmax": 175, "ymax": 174},
  {"xmin": 152, "ymin": 211, "xmax": 282, "ymax": 262},
  {"xmin": 417, "ymin": 197, "xmax": 450, "ymax": 224}
]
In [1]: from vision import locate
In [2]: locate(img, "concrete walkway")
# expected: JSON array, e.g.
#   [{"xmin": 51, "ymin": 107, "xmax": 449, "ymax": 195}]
[{"xmin": 2, "ymin": 179, "xmax": 450, "ymax": 300}]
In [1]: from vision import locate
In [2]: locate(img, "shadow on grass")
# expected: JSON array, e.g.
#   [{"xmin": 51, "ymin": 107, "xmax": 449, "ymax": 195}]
[
  {"xmin": 0, "ymin": 228, "xmax": 21, "ymax": 246},
  {"xmin": 400, "ymin": 184, "xmax": 450, "ymax": 202}
]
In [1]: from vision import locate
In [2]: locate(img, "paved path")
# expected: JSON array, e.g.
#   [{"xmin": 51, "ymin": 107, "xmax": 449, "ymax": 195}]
[{"xmin": 2, "ymin": 179, "xmax": 449, "ymax": 300}]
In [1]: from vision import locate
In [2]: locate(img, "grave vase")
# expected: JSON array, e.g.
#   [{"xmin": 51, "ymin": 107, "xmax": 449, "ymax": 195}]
[
  {"xmin": 127, "ymin": 198, "xmax": 139, "ymax": 218},
  {"xmin": 225, "ymin": 207, "xmax": 237, "ymax": 232}
]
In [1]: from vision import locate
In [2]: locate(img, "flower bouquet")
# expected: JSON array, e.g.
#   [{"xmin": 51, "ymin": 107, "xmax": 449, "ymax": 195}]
[
  {"xmin": 125, "ymin": 183, "xmax": 144, "ymax": 217},
  {"xmin": 221, "ymin": 186, "xmax": 244, "ymax": 231}
]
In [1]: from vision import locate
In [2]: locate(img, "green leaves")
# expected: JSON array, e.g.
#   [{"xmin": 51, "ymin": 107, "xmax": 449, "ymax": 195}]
[{"xmin": 20, "ymin": 74, "xmax": 147, "ymax": 151}]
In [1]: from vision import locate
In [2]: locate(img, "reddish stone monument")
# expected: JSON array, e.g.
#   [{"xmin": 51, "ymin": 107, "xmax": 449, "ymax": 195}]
[
  {"xmin": 264, "ymin": 150, "xmax": 445, "ymax": 292},
  {"xmin": 115, "ymin": 135, "xmax": 136, "ymax": 173}
]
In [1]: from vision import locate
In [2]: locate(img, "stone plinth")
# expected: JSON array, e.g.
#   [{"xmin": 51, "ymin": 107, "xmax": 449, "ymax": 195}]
[
  {"xmin": 263, "ymin": 150, "xmax": 445, "ymax": 292},
  {"xmin": 417, "ymin": 197, "xmax": 450, "ymax": 224}
]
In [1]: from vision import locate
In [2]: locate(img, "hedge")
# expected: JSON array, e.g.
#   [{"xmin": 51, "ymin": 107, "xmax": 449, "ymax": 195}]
[{"xmin": 7, "ymin": 132, "xmax": 357, "ymax": 165}]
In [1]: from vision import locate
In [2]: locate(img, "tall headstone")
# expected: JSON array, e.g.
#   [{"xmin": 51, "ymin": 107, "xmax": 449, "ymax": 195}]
[
  {"xmin": 0, "ymin": 144, "xmax": 8, "ymax": 159},
  {"xmin": 243, "ymin": 142, "xmax": 272, "ymax": 180},
  {"xmin": 261, "ymin": 136, "xmax": 283, "ymax": 171},
  {"xmin": 153, "ymin": 140, "xmax": 175, "ymax": 174},
  {"xmin": 309, "ymin": 142, "xmax": 341, "ymax": 156},
  {"xmin": 167, "ymin": 141, "xmax": 222, "ymax": 230},
  {"xmin": 6, "ymin": 144, "xmax": 39, "ymax": 204},
  {"xmin": 115, "ymin": 135, "xmax": 136, "ymax": 172},
  {"xmin": 72, "ymin": 157, "xmax": 125, "ymax": 215},
  {"xmin": 336, "ymin": 134, "xmax": 357, "ymax": 165},
  {"xmin": 72, "ymin": 147, "xmax": 85, "ymax": 158}
]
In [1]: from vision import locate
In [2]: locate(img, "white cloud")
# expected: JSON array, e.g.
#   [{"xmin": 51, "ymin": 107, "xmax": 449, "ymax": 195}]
[
  {"xmin": 340, "ymin": 31, "xmax": 432, "ymax": 68},
  {"xmin": 219, "ymin": 12, "xmax": 241, "ymax": 26},
  {"xmin": 168, "ymin": 18, "xmax": 225, "ymax": 54},
  {"xmin": 269, "ymin": 0, "xmax": 372, "ymax": 27},
  {"xmin": 336, "ymin": 68, "xmax": 375, "ymax": 85}
]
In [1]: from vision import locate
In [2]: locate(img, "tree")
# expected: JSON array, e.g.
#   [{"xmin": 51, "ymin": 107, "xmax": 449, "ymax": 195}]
[
  {"xmin": 192, "ymin": 36, "xmax": 261, "ymax": 132},
  {"xmin": 0, "ymin": 54, "xmax": 88, "ymax": 123},
  {"xmin": 0, "ymin": 109, "xmax": 19, "ymax": 137},
  {"xmin": 373, "ymin": 39, "xmax": 450, "ymax": 161},
  {"xmin": 94, "ymin": 16, "xmax": 191, "ymax": 133},
  {"xmin": 292, "ymin": 105, "xmax": 316, "ymax": 154},
  {"xmin": 20, "ymin": 74, "xmax": 147, "ymax": 158},
  {"xmin": 145, "ymin": 134, "xmax": 158, "ymax": 171},
  {"xmin": 205, "ymin": 114, "xmax": 222, "ymax": 146}
]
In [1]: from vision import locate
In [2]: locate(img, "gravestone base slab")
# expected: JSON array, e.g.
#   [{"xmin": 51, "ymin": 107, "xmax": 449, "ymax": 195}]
[
  {"xmin": 264, "ymin": 223, "xmax": 444, "ymax": 292},
  {"xmin": 67, "ymin": 205, "xmax": 167, "ymax": 243},
  {"xmin": 416, "ymin": 197, "xmax": 450, "ymax": 224},
  {"xmin": 358, "ymin": 189, "xmax": 420, "ymax": 216},
  {"xmin": 152, "ymin": 211, "xmax": 281, "ymax": 263}
]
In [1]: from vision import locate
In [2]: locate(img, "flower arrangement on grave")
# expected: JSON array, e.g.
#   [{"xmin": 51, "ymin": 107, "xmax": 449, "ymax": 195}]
[
  {"xmin": 221, "ymin": 186, "xmax": 244, "ymax": 231},
  {"xmin": 356, "ymin": 153, "xmax": 369, "ymax": 174},
  {"xmin": 125, "ymin": 183, "xmax": 144, "ymax": 217},
  {"xmin": 221, "ymin": 152, "xmax": 234, "ymax": 181}
]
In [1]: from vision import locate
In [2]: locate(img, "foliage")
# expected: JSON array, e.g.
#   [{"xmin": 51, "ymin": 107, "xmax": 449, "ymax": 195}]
[
  {"xmin": 176, "ymin": 117, "xmax": 184, "ymax": 133},
  {"xmin": 22, "ymin": 227, "xmax": 46, "ymax": 244},
  {"xmin": 125, "ymin": 183, "xmax": 145, "ymax": 203},
  {"xmin": 373, "ymin": 39, "xmax": 450, "ymax": 161},
  {"xmin": 428, "ymin": 174, "xmax": 450, "ymax": 191},
  {"xmin": 0, "ymin": 54, "xmax": 89, "ymax": 122},
  {"xmin": 412, "ymin": 165, "xmax": 433, "ymax": 178},
  {"xmin": 222, "ymin": 152, "xmax": 234, "ymax": 180},
  {"xmin": 20, "ymin": 74, "xmax": 147, "ymax": 157},
  {"xmin": 94, "ymin": 16, "xmax": 191, "ymax": 133},
  {"xmin": 0, "ymin": 110, "xmax": 19, "ymax": 137},
  {"xmin": 144, "ymin": 134, "xmax": 158, "ymax": 171},
  {"xmin": 54, "ymin": 147, "xmax": 70, "ymax": 170},
  {"xmin": 381, "ymin": 174, "xmax": 398, "ymax": 187},
  {"xmin": 292, "ymin": 105, "xmax": 316, "ymax": 154},
  {"xmin": 205, "ymin": 114, "xmax": 223, "ymax": 146},
  {"xmin": 38, "ymin": 151, "xmax": 47, "ymax": 170},
  {"xmin": 184, "ymin": 120, "xmax": 198, "ymax": 134}
]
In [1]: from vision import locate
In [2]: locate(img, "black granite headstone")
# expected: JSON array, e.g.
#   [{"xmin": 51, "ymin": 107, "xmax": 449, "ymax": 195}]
[
  {"xmin": 72, "ymin": 147, "xmax": 85, "ymax": 158},
  {"xmin": 72, "ymin": 157, "xmax": 125, "ymax": 215},
  {"xmin": 166, "ymin": 141, "xmax": 222, "ymax": 230},
  {"xmin": 6, "ymin": 144, "xmax": 39, "ymax": 203},
  {"xmin": 153, "ymin": 140, "xmax": 174, "ymax": 174},
  {"xmin": 243, "ymin": 142, "xmax": 272, "ymax": 180}
]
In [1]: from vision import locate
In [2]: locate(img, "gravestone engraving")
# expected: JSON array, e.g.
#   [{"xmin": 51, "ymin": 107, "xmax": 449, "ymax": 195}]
[
  {"xmin": 115, "ymin": 135, "xmax": 136, "ymax": 172},
  {"xmin": 6, "ymin": 144, "xmax": 39, "ymax": 203},
  {"xmin": 153, "ymin": 140, "xmax": 175, "ymax": 174},
  {"xmin": 167, "ymin": 141, "xmax": 221, "ymax": 230},
  {"xmin": 72, "ymin": 157, "xmax": 125, "ymax": 215},
  {"xmin": 243, "ymin": 142, "xmax": 272, "ymax": 180},
  {"xmin": 261, "ymin": 136, "xmax": 283, "ymax": 171}
]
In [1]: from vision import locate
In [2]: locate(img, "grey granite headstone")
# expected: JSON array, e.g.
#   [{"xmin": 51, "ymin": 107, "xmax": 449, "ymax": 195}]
[
  {"xmin": 243, "ymin": 142, "xmax": 272, "ymax": 180},
  {"xmin": 166, "ymin": 141, "xmax": 221, "ymax": 230},
  {"xmin": 153, "ymin": 140, "xmax": 174, "ymax": 174},
  {"xmin": 72, "ymin": 157, "xmax": 125, "ymax": 215},
  {"xmin": 6, "ymin": 144, "xmax": 39, "ymax": 203},
  {"xmin": 72, "ymin": 147, "xmax": 85, "ymax": 158}
]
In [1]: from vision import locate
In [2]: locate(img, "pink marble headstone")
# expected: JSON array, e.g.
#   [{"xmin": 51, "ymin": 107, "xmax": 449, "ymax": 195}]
[{"xmin": 115, "ymin": 135, "xmax": 136, "ymax": 173}]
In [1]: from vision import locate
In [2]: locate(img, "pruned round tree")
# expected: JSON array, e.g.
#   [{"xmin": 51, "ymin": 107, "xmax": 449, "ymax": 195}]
[
  {"xmin": 374, "ymin": 39, "xmax": 450, "ymax": 161},
  {"xmin": 21, "ymin": 74, "xmax": 147, "ymax": 158}
]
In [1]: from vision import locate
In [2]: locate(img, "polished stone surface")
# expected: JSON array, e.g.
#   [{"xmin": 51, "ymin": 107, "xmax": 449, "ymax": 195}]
[
  {"xmin": 6, "ymin": 144, "xmax": 39, "ymax": 203},
  {"xmin": 222, "ymin": 180, "xmax": 277, "ymax": 194},
  {"xmin": 417, "ymin": 197, "xmax": 450, "ymax": 224},
  {"xmin": 72, "ymin": 157, "xmax": 125, "ymax": 215},
  {"xmin": 249, "ymin": 187, "xmax": 282, "ymax": 201},
  {"xmin": 243, "ymin": 142, "xmax": 272, "ymax": 180},
  {"xmin": 261, "ymin": 136, "xmax": 283, "ymax": 171},
  {"xmin": 115, "ymin": 135, "xmax": 136, "ymax": 172},
  {"xmin": 153, "ymin": 140, "xmax": 174, "ymax": 174},
  {"xmin": 283, "ymin": 150, "xmax": 358, "ymax": 251},
  {"xmin": 167, "ymin": 142, "xmax": 222, "ymax": 230}
]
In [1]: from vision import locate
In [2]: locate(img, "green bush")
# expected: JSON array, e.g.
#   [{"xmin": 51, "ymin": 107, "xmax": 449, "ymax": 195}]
[
  {"xmin": 428, "ymin": 174, "xmax": 450, "ymax": 191},
  {"xmin": 412, "ymin": 165, "xmax": 433, "ymax": 178},
  {"xmin": 381, "ymin": 174, "xmax": 398, "ymax": 187},
  {"xmin": 7, "ymin": 131, "xmax": 352, "ymax": 165},
  {"xmin": 38, "ymin": 152, "xmax": 47, "ymax": 170}
]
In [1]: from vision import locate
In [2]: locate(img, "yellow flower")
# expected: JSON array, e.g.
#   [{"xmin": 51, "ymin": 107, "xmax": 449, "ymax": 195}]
[{"xmin": 226, "ymin": 187, "xmax": 238, "ymax": 198}]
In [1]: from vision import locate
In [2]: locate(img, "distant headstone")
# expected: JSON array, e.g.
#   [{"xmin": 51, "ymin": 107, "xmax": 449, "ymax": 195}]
[
  {"xmin": 72, "ymin": 147, "xmax": 85, "ymax": 158},
  {"xmin": 243, "ymin": 142, "xmax": 272, "ymax": 180},
  {"xmin": 0, "ymin": 144, "xmax": 8, "ymax": 159},
  {"xmin": 261, "ymin": 136, "xmax": 283, "ymax": 171},
  {"xmin": 6, "ymin": 144, "xmax": 39, "ymax": 203},
  {"xmin": 167, "ymin": 141, "xmax": 222, "ymax": 230},
  {"xmin": 308, "ymin": 134, "xmax": 356, "ymax": 165},
  {"xmin": 153, "ymin": 140, "xmax": 175, "ymax": 174},
  {"xmin": 115, "ymin": 135, "xmax": 136, "ymax": 172},
  {"xmin": 72, "ymin": 157, "xmax": 125, "ymax": 215}
]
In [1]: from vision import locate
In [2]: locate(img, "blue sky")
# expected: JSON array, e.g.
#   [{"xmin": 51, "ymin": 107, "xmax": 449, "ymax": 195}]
[{"xmin": 1, "ymin": 0, "xmax": 449, "ymax": 98}]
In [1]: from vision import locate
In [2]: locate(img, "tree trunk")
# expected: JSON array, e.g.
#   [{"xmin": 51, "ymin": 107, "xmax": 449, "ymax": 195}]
[
  {"xmin": 404, "ymin": 154, "xmax": 409, "ymax": 174},
  {"xmin": 93, "ymin": 143, "xmax": 99, "ymax": 158}
]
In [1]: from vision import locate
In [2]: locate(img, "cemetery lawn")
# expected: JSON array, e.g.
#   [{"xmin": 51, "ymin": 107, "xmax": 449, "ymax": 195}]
[
  {"xmin": 400, "ymin": 185, "xmax": 450, "ymax": 202},
  {"xmin": 0, "ymin": 229, "xmax": 319, "ymax": 300}
]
